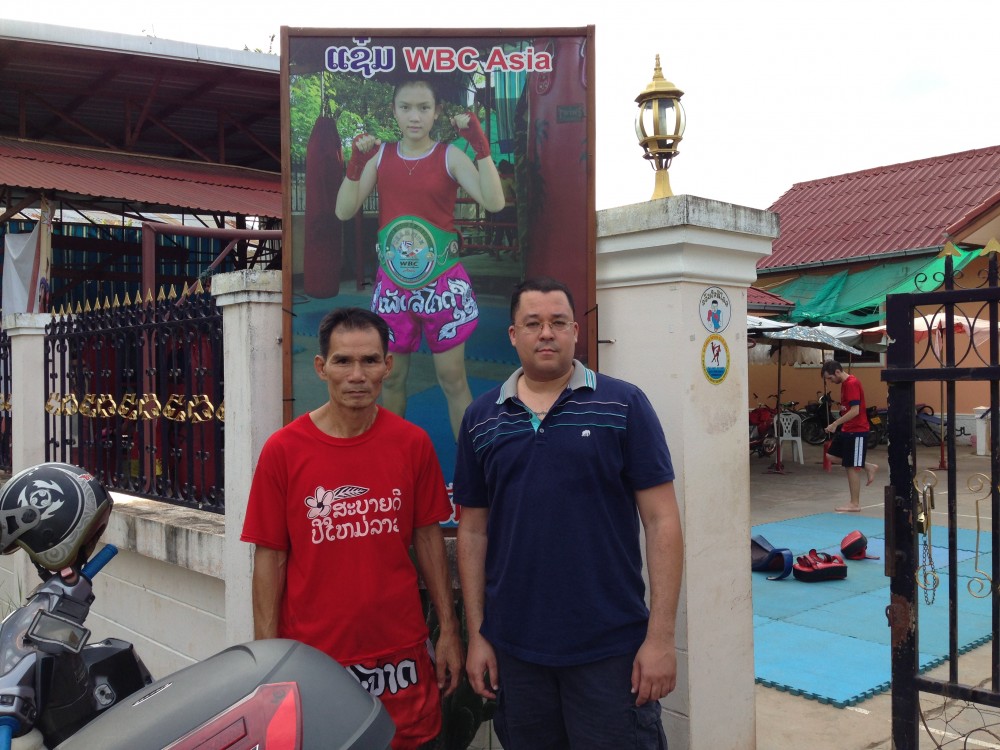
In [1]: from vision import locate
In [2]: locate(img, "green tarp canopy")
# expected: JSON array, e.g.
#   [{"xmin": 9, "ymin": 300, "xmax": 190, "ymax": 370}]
[{"xmin": 768, "ymin": 249, "xmax": 979, "ymax": 326}]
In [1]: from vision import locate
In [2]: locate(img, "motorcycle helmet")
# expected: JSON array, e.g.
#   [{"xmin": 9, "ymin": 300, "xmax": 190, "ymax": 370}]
[{"xmin": 0, "ymin": 463, "xmax": 113, "ymax": 571}]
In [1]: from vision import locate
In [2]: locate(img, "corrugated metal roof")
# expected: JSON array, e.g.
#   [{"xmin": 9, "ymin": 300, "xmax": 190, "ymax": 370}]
[
  {"xmin": 760, "ymin": 146, "xmax": 1000, "ymax": 271},
  {"xmin": 0, "ymin": 21, "xmax": 279, "ymax": 171},
  {"xmin": 0, "ymin": 137, "xmax": 280, "ymax": 218},
  {"xmin": 0, "ymin": 19, "xmax": 280, "ymax": 72}
]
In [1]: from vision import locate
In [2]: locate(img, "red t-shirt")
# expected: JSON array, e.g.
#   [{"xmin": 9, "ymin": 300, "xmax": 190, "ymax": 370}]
[
  {"xmin": 839, "ymin": 374, "xmax": 869, "ymax": 433},
  {"xmin": 241, "ymin": 410, "xmax": 451, "ymax": 663}
]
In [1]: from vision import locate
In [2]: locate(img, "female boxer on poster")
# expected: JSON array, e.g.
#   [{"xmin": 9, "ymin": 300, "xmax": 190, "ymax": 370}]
[{"xmin": 336, "ymin": 79, "xmax": 504, "ymax": 439}]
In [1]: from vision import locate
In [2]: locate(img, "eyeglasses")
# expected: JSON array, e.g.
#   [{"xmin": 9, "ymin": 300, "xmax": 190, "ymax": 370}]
[{"xmin": 517, "ymin": 320, "xmax": 574, "ymax": 334}]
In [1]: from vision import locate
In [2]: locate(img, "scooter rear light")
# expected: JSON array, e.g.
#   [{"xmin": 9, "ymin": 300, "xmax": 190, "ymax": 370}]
[{"xmin": 164, "ymin": 682, "xmax": 302, "ymax": 750}]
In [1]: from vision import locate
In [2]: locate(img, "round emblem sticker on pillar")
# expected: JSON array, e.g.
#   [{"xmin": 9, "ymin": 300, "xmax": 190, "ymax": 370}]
[
  {"xmin": 702, "ymin": 334, "xmax": 730, "ymax": 384},
  {"xmin": 699, "ymin": 287, "xmax": 731, "ymax": 334}
]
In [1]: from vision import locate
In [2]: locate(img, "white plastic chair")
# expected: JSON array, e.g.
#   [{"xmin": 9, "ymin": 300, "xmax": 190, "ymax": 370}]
[{"xmin": 776, "ymin": 411, "xmax": 805, "ymax": 464}]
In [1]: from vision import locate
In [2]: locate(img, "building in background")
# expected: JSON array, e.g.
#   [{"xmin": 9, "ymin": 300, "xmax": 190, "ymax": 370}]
[{"xmin": 752, "ymin": 146, "xmax": 1000, "ymax": 414}]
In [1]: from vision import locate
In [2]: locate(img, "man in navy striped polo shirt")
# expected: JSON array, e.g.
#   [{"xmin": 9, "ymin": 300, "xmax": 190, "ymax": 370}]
[{"xmin": 454, "ymin": 277, "xmax": 683, "ymax": 749}]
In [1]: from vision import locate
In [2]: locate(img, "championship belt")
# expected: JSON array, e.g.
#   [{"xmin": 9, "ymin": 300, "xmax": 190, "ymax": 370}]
[{"xmin": 376, "ymin": 216, "xmax": 461, "ymax": 290}]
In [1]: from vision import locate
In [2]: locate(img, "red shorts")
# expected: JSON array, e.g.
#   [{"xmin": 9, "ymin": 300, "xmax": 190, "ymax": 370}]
[
  {"xmin": 346, "ymin": 641, "xmax": 441, "ymax": 749},
  {"xmin": 371, "ymin": 265, "xmax": 479, "ymax": 354}
]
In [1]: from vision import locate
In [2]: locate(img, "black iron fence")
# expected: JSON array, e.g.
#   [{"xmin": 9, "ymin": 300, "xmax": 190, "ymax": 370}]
[
  {"xmin": 44, "ymin": 288, "xmax": 225, "ymax": 512},
  {"xmin": 0, "ymin": 326, "xmax": 10, "ymax": 473}
]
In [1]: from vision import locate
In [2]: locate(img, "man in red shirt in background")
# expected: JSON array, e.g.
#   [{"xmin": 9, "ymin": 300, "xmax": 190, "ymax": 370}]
[{"xmin": 821, "ymin": 360, "xmax": 879, "ymax": 512}]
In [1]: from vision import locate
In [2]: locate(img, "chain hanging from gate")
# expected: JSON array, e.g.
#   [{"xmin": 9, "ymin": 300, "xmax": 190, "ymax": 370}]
[{"xmin": 913, "ymin": 469, "xmax": 939, "ymax": 605}]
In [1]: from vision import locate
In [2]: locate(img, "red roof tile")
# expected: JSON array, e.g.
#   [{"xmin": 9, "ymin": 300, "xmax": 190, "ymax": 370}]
[
  {"xmin": 948, "ymin": 187, "xmax": 1000, "ymax": 237},
  {"xmin": 748, "ymin": 286, "xmax": 792, "ymax": 309},
  {"xmin": 0, "ymin": 137, "xmax": 280, "ymax": 218},
  {"xmin": 760, "ymin": 146, "xmax": 1000, "ymax": 271}
]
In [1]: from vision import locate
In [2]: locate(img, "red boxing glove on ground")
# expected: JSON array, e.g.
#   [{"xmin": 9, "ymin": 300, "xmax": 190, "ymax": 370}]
[
  {"xmin": 455, "ymin": 112, "xmax": 490, "ymax": 161},
  {"xmin": 346, "ymin": 134, "xmax": 378, "ymax": 180}
]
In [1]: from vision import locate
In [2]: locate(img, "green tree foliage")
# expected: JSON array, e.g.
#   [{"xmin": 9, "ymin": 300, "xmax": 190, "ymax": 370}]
[
  {"xmin": 289, "ymin": 72, "xmax": 483, "ymax": 164},
  {"xmin": 289, "ymin": 74, "xmax": 322, "ymax": 160}
]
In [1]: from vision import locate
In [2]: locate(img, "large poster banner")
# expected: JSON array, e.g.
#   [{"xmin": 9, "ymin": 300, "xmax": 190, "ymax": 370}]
[{"xmin": 281, "ymin": 28, "xmax": 595, "ymax": 516}]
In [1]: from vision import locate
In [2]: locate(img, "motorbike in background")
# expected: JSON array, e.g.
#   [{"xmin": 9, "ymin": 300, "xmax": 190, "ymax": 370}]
[
  {"xmin": 0, "ymin": 463, "xmax": 394, "ymax": 750},
  {"xmin": 801, "ymin": 392, "xmax": 837, "ymax": 446},
  {"xmin": 866, "ymin": 405, "xmax": 888, "ymax": 447},
  {"xmin": 749, "ymin": 394, "xmax": 778, "ymax": 457},
  {"xmin": 800, "ymin": 393, "xmax": 887, "ymax": 448}
]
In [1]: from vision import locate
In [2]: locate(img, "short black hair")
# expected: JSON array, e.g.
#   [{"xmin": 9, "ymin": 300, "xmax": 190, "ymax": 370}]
[
  {"xmin": 821, "ymin": 359, "xmax": 843, "ymax": 376},
  {"xmin": 318, "ymin": 308, "xmax": 390, "ymax": 358},
  {"xmin": 510, "ymin": 277, "xmax": 576, "ymax": 323}
]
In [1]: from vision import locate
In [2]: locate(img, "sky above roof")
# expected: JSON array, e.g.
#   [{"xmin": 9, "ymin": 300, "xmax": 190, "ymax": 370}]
[{"xmin": 6, "ymin": 0, "xmax": 998, "ymax": 212}]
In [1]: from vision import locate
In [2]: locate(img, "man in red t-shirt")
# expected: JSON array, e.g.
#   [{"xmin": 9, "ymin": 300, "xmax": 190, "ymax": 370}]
[
  {"xmin": 241, "ymin": 307, "xmax": 462, "ymax": 749},
  {"xmin": 821, "ymin": 360, "xmax": 879, "ymax": 512}
]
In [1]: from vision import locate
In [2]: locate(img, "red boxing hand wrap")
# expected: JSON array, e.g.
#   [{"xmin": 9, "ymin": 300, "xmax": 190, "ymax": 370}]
[
  {"xmin": 346, "ymin": 135, "xmax": 377, "ymax": 181},
  {"xmin": 458, "ymin": 112, "xmax": 490, "ymax": 160}
]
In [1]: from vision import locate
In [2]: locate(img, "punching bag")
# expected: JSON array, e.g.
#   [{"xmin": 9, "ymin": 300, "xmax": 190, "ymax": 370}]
[
  {"xmin": 303, "ymin": 116, "xmax": 343, "ymax": 298},
  {"xmin": 525, "ymin": 36, "xmax": 590, "ymax": 360}
]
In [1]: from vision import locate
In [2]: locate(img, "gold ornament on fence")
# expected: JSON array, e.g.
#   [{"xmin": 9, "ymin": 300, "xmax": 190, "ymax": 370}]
[
  {"xmin": 965, "ymin": 473, "xmax": 996, "ymax": 598},
  {"xmin": 52, "ymin": 283, "xmax": 211, "ymax": 317},
  {"xmin": 44, "ymin": 392, "xmax": 224, "ymax": 423}
]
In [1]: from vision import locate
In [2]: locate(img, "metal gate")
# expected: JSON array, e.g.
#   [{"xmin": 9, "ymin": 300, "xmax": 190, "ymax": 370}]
[
  {"xmin": 884, "ymin": 248, "xmax": 1000, "ymax": 748},
  {"xmin": 44, "ymin": 288, "xmax": 225, "ymax": 512}
]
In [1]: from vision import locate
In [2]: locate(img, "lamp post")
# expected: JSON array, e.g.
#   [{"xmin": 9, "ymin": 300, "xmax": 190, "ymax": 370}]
[{"xmin": 635, "ymin": 55, "xmax": 686, "ymax": 200}]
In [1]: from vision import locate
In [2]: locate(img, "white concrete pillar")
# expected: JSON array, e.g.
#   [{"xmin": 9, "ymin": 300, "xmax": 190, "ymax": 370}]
[
  {"xmin": 212, "ymin": 270, "xmax": 284, "ymax": 646},
  {"xmin": 596, "ymin": 196, "xmax": 778, "ymax": 750},
  {"xmin": 2, "ymin": 312, "xmax": 51, "ymax": 473}
]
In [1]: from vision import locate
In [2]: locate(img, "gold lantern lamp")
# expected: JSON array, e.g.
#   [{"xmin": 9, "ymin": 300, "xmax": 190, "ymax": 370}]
[{"xmin": 635, "ymin": 55, "xmax": 686, "ymax": 200}]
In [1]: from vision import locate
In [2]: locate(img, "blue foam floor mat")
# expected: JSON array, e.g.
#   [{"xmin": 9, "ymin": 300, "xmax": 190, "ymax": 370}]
[{"xmin": 753, "ymin": 513, "xmax": 995, "ymax": 707}]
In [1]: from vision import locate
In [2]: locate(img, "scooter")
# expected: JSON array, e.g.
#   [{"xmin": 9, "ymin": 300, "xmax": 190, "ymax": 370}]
[
  {"xmin": 0, "ymin": 545, "xmax": 394, "ymax": 750},
  {"xmin": 749, "ymin": 395, "xmax": 778, "ymax": 457},
  {"xmin": 801, "ymin": 392, "xmax": 837, "ymax": 446},
  {"xmin": 865, "ymin": 405, "xmax": 888, "ymax": 447},
  {"xmin": 0, "ymin": 463, "xmax": 395, "ymax": 750}
]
